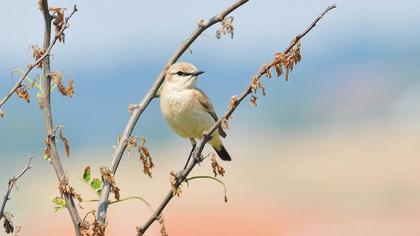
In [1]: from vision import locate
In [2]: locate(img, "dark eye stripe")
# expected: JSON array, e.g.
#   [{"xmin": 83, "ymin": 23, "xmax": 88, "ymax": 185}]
[{"xmin": 176, "ymin": 71, "xmax": 192, "ymax": 76}]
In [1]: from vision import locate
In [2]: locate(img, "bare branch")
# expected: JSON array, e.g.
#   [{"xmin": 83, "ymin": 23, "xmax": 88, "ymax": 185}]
[
  {"xmin": 0, "ymin": 157, "xmax": 32, "ymax": 222},
  {"xmin": 136, "ymin": 4, "xmax": 336, "ymax": 235},
  {"xmin": 38, "ymin": 1, "xmax": 82, "ymax": 235},
  {"xmin": 0, "ymin": 5, "xmax": 78, "ymax": 113},
  {"xmin": 96, "ymin": 0, "xmax": 250, "ymax": 225}
]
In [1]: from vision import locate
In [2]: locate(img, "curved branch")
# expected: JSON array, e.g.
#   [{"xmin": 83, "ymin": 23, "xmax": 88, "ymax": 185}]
[
  {"xmin": 136, "ymin": 4, "xmax": 336, "ymax": 235},
  {"xmin": 0, "ymin": 157, "xmax": 32, "ymax": 222},
  {"xmin": 38, "ymin": 1, "xmax": 82, "ymax": 235},
  {"xmin": 0, "ymin": 5, "xmax": 78, "ymax": 112},
  {"xmin": 96, "ymin": 0, "xmax": 250, "ymax": 224}
]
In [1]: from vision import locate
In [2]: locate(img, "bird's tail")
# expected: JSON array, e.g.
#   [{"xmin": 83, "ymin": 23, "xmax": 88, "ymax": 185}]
[{"xmin": 213, "ymin": 144, "xmax": 231, "ymax": 161}]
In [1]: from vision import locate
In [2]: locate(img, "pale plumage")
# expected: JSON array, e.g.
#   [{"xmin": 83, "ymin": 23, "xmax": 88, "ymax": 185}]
[{"xmin": 159, "ymin": 62, "xmax": 231, "ymax": 161}]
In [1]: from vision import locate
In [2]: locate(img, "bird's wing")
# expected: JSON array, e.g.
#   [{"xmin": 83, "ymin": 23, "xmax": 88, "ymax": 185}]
[{"xmin": 193, "ymin": 88, "xmax": 227, "ymax": 138}]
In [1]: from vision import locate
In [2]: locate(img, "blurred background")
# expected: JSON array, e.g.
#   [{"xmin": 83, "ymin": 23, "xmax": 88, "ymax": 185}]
[{"xmin": 1, "ymin": 0, "xmax": 420, "ymax": 235}]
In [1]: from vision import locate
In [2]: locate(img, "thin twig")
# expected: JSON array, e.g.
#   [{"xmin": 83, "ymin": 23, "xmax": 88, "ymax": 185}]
[
  {"xmin": 39, "ymin": 1, "xmax": 82, "ymax": 235},
  {"xmin": 0, "ymin": 157, "xmax": 32, "ymax": 222},
  {"xmin": 0, "ymin": 5, "xmax": 78, "ymax": 112},
  {"xmin": 96, "ymin": 0, "xmax": 250, "ymax": 225},
  {"xmin": 85, "ymin": 196, "xmax": 154, "ymax": 211},
  {"xmin": 136, "ymin": 4, "xmax": 336, "ymax": 235}
]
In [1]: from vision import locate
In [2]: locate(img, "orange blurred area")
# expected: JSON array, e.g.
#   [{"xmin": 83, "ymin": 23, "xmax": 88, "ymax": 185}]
[{"xmin": 8, "ymin": 121, "xmax": 420, "ymax": 235}]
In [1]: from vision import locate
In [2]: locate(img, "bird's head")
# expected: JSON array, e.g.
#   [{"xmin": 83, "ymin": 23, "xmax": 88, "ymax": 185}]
[{"xmin": 164, "ymin": 62, "xmax": 204, "ymax": 90}]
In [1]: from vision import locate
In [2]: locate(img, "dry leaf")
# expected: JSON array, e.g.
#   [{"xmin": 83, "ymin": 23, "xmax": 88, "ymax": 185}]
[
  {"xmin": 100, "ymin": 167, "xmax": 120, "ymax": 201},
  {"xmin": 138, "ymin": 137, "xmax": 154, "ymax": 178},
  {"xmin": 16, "ymin": 86, "xmax": 30, "ymax": 103},
  {"xmin": 58, "ymin": 175, "xmax": 82, "ymax": 203},
  {"xmin": 49, "ymin": 7, "xmax": 66, "ymax": 42},
  {"xmin": 51, "ymin": 71, "xmax": 74, "ymax": 97},
  {"xmin": 169, "ymin": 171, "xmax": 182, "ymax": 197},
  {"xmin": 216, "ymin": 16, "xmax": 234, "ymax": 39},
  {"xmin": 32, "ymin": 45, "xmax": 44, "ymax": 68},
  {"xmin": 58, "ymin": 127, "xmax": 71, "ymax": 158},
  {"xmin": 211, "ymin": 154, "xmax": 225, "ymax": 177}
]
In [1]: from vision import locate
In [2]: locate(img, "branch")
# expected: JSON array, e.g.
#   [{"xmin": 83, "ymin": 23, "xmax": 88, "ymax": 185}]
[
  {"xmin": 96, "ymin": 0, "xmax": 250, "ymax": 224},
  {"xmin": 0, "ymin": 157, "xmax": 32, "ymax": 222},
  {"xmin": 136, "ymin": 4, "xmax": 336, "ymax": 235},
  {"xmin": 38, "ymin": 1, "xmax": 82, "ymax": 235},
  {"xmin": 0, "ymin": 5, "xmax": 78, "ymax": 113}
]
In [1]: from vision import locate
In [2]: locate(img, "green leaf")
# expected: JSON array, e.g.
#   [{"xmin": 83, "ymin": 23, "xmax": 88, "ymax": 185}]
[
  {"xmin": 90, "ymin": 178, "xmax": 102, "ymax": 191},
  {"xmin": 82, "ymin": 166, "xmax": 91, "ymax": 182},
  {"xmin": 51, "ymin": 196, "xmax": 67, "ymax": 212},
  {"xmin": 43, "ymin": 153, "xmax": 51, "ymax": 161}
]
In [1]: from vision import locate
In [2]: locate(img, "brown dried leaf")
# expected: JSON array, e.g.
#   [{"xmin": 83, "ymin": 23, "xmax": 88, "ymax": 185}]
[
  {"xmin": 58, "ymin": 175, "xmax": 82, "ymax": 203},
  {"xmin": 92, "ymin": 219, "xmax": 106, "ymax": 236},
  {"xmin": 31, "ymin": 45, "xmax": 44, "ymax": 68},
  {"xmin": 51, "ymin": 72, "xmax": 74, "ymax": 97},
  {"xmin": 138, "ymin": 137, "xmax": 154, "ymax": 178},
  {"xmin": 3, "ymin": 213, "xmax": 14, "ymax": 234},
  {"xmin": 0, "ymin": 109, "xmax": 4, "ymax": 118},
  {"xmin": 58, "ymin": 127, "xmax": 71, "ymax": 158},
  {"xmin": 211, "ymin": 154, "xmax": 225, "ymax": 177},
  {"xmin": 274, "ymin": 64, "xmax": 283, "ymax": 77},
  {"xmin": 16, "ymin": 86, "xmax": 30, "ymax": 103},
  {"xmin": 250, "ymin": 95, "xmax": 258, "ymax": 107},
  {"xmin": 158, "ymin": 215, "xmax": 168, "ymax": 236},
  {"xmin": 169, "ymin": 171, "xmax": 182, "ymax": 197},
  {"xmin": 100, "ymin": 167, "xmax": 120, "ymax": 201},
  {"xmin": 216, "ymin": 16, "xmax": 234, "ymax": 39},
  {"xmin": 49, "ymin": 7, "xmax": 66, "ymax": 43}
]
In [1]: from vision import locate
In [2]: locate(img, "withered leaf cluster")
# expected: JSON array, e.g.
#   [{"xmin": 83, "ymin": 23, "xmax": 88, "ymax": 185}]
[
  {"xmin": 80, "ymin": 210, "xmax": 105, "ymax": 236},
  {"xmin": 31, "ymin": 45, "xmax": 44, "ymax": 68},
  {"xmin": 16, "ymin": 86, "xmax": 30, "ymax": 103},
  {"xmin": 250, "ymin": 40, "xmax": 303, "ymax": 106},
  {"xmin": 271, "ymin": 41, "xmax": 302, "ymax": 81},
  {"xmin": 216, "ymin": 16, "xmax": 234, "ymax": 39},
  {"xmin": 51, "ymin": 71, "xmax": 74, "ymax": 97},
  {"xmin": 92, "ymin": 219, "xmax": 106, "ymax": 236},
  {"xmin": 49, "ymin": 7, "xmax": 66, "ymax": 43},
  {"xmin": 157, "ymin": 215, "xmax": 168, "ymax": 236},
  {"xmin": 169, "ymin": 171, "xmax": 182, "ymax": 197},
  {"xmin": 124, "ymin": 136, "xmax": 154, "ymax": 178},
  {"xmin": 58, "ymin": 175, "xmax": 82, "ymax": 203},
  {"xmin": 100, "ymin": 167, "xmax": 120, "ymax": 201},
  {"xmin": 3, "ymin": 213, "xmax": 14, "ymax": 234},
  {"xmin": 138, "ymin": 138, "xmax": 154, "ymax": 178},
  {"xmin": 211, "ymin": 154, "xmax": 225, "ymax": 177}
]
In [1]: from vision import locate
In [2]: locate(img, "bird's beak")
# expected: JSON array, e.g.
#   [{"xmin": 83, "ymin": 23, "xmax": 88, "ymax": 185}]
[{"xmin": 193, "ymin": 71, "xmax": 205, "ymax": 77}]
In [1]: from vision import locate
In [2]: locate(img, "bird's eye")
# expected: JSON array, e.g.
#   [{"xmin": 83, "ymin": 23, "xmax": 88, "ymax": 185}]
[{"xmin": 176, "ymin": 71, "xmax": 185, "ymax": 76}]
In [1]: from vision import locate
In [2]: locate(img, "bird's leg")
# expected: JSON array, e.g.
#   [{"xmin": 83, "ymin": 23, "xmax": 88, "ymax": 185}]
[{"xmin": 183, "ymin": 138, "xmax": 197, "ymax": 170}]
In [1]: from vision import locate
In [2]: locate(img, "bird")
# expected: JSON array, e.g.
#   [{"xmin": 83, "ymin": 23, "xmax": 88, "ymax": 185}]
[{"xmin": 159, "ymin": 62, "xmax": 231, "ymax": 167}]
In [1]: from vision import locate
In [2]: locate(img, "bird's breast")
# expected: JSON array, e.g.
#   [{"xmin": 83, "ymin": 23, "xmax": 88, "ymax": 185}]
[{"xmin": 160, "ymin": 89, "xmax": 214, "ymax": 138}]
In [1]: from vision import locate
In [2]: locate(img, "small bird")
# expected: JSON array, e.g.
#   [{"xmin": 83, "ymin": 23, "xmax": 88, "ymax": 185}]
[{"xmin": 159, "ymin": 62, "xmax": 231, "ymax": 166}]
